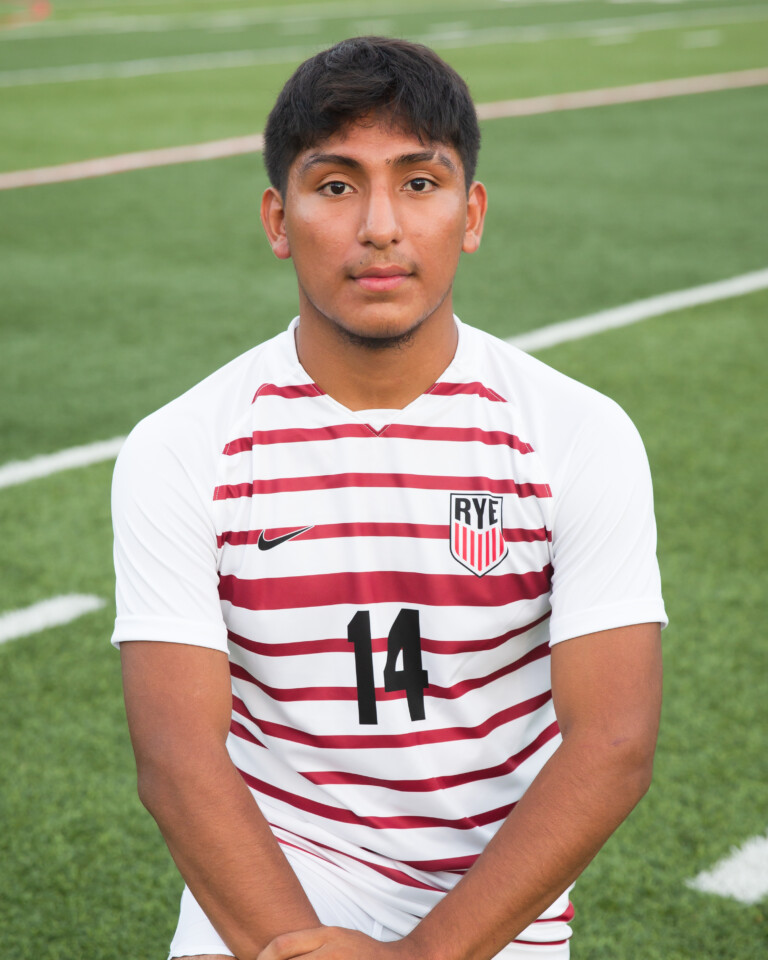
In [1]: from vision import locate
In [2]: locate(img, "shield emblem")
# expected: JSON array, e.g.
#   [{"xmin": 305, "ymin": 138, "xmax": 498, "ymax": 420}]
[{"xmin": 450, "ymin": 492, "xmax": 508, "ymax": 577}]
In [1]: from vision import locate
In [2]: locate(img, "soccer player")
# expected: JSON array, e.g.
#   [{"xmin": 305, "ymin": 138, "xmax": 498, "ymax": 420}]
[{"xmin": 112, "ymin": 36, "xmax": 666, "ymax": 960}]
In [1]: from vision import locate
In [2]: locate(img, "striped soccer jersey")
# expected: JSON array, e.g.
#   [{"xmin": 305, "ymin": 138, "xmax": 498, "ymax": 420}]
[{"xmin": 112, "ymin": 317, "xmax": 666, "ymax": 941}]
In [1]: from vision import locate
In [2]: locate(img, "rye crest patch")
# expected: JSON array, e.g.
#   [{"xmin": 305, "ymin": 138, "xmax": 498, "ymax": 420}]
[{"xmin": 450, "ymin": 493, "xmax": 508, "ymax": 577}]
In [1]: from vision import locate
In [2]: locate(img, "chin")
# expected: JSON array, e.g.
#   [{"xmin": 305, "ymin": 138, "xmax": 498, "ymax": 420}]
[
  {"xmin": 332, "ymin": 304, "xmax": 436, "ymax": 349},
  {"xmin": 340, "ymin": 325, "xmax": 417, "ymax": 351}
]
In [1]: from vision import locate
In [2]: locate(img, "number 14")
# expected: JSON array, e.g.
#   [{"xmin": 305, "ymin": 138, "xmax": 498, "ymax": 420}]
[{"xmin": 347, "ymin": 609, "xmax": 429, "ymax": 725}]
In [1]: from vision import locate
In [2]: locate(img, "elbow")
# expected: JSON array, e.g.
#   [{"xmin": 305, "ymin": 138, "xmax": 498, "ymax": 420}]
[
  {"xmin": 132, "ymin": 734, "xmax": 232, "ymax": 818},
  {"xmin": 564, "ymin": 727, "xmax": 659, "ymax": 810},
  {"xmin": 623, "ymin": 750, "xmax": 656, "ymax": 804},
  {"xmin": 135, "ymin": 755, "xmax": 174, "ymax": 817},
  {"xmin": 609, "ymin": 733, "xmax": 658, "ymax": 807},
  {"xmin": 132, "ymin": 739, "xmax": 192, "ymax": 817}
]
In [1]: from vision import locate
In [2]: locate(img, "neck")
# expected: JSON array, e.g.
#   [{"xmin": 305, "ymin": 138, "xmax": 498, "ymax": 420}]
[{"xmin": 294, "ymin": 302, "xmax": 458, "ymax": 411}]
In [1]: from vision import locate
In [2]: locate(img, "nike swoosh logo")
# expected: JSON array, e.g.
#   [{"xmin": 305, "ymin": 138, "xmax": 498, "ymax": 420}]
[{"xmin": 257, "ymin": 526, "xmax": 313, "ymax": 551}]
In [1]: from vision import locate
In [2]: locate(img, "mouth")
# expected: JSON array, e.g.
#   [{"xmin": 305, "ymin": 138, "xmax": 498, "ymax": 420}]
[{"xmin": 352, "ymin": 265, "xmax": 412, "ymax": 293}]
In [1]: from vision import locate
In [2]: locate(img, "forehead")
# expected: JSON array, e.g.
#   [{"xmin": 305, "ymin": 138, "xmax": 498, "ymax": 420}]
[{"xmin": 289, "ymin": 120, "xmax": 462, "ymax": 179}]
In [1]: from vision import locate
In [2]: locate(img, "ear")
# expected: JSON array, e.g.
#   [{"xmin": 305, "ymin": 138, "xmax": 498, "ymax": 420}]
[
  {"xmin": 260, "ymin": 186, "xmax": 291, "ymax": 260},
  {"xmin": 462, "ymin": 181, "xmax": 488, "ymax": 255}
]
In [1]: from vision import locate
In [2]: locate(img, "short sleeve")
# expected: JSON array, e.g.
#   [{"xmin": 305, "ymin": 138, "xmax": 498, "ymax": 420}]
[
  {"xmin": 547, "ymin": 402, "xmax": 667, "ymax": 646},
  {"xmin": 110, "ymin": 418, "xmax": 228, "ymax": 652}
]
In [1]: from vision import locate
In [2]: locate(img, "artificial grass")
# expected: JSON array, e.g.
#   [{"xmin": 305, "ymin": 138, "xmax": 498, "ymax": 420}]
[
  {"xmin": 2, "ymin": 10, "xmax": 767, "ymax": 170},
  {"xmin": 539, "ymin": 294, "xmax": 768, "ymax": 959},
  {"xmin": 2, "ymin": 86, "xmax": 766, "ymax": 463}
]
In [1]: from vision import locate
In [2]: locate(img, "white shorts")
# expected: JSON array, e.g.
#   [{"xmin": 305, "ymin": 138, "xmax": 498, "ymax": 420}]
[{"xmin": 169, "ymin": 852, "xmax": 571, "ymax": 960}]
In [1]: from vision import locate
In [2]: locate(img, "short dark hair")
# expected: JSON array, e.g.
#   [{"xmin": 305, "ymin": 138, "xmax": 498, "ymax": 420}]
[{"xmin": 263, "ymin": 36, "xmax": 481, "ymax": 195}]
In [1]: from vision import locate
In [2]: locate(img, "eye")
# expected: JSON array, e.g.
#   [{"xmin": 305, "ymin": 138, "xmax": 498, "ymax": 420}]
[
  {"xmin": 320, "ymin": 181, "xmax": 352, "ymax": 196},
  {"xmin": 405, "ymin": 178, "xmax": 435, "ymax": 193}
]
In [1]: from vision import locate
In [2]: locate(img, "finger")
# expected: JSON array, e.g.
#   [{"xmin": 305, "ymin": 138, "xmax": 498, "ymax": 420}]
[{"xmin": 257, "ymin": 927, "xmax": 330, "ymax": 960}]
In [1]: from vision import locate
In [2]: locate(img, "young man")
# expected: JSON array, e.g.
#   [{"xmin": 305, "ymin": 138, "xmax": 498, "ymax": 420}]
[{"xmin": 112, "ymin": 37, "xmax": 666, "ymax": 960}]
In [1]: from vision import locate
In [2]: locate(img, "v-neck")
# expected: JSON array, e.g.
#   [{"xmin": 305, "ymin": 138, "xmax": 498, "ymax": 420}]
[{"xmin": 286, "ymin": 316, "xmax": 468, "ymax": 432}]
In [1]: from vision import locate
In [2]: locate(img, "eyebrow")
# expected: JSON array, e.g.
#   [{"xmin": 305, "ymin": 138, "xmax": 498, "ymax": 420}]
[
  {"xmin": 299, "ymin": 153, "xmax": 361, "ymax": 175},
  {"xmin": 299, "ymin": 149, "xmax": 458, "ymax": 176},
  {"xmin": 393, "ymin": 151, "xmax": 457, "ymax": 173}
]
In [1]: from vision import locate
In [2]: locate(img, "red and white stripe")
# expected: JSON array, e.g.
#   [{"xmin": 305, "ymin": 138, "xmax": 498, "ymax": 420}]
[{"xmin": 135, "ymin": 322, "xmax": 562, "ymax": 937}]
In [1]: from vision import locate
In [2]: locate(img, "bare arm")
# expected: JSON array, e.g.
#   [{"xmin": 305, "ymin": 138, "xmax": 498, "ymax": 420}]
[
  {"xmin": 258, "ymin": 621, "xmax": 662, "ymax": 960},
  {"xmin": 121, "ymin": 641, "xmax": 320, "ymax": 959},
  {"xmin": 405, "ymin": 621, "xmax": 663, "ymax": 960}
]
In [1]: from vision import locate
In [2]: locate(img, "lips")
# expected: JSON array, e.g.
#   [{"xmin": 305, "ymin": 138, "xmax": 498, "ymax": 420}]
[{"xmin": 353, "ymin": 265, "xmax": 411, "ymax": 292}]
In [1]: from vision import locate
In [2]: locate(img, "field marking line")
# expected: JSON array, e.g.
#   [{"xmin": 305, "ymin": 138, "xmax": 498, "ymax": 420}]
[
  {"xmin": 3, "ymin": 67, "xmax": 768, "ymax": 191},
  {"xmin": 0, "ymin": 42, "xmax": 314, "ymax": 86},
  {"xmin": 686, "ymin": 832, "xmax": 768, "ymax": 905},
  {"xmin": 0, "ymin": 436, "xmax": 125, "ymax": 489},
  {"xmin": 0, "ymin": 4, "xmax": 764, "ymax": 82},
  {"xmin": 0, "ymin": 135, "xmax": 266, "ymax": 189},
  {"xmin": 0, "ymin": 594, "xmax": 106, "ymax": 645},
  {"xmin": 0, "ymin": 0, "xmax": 737, "ymax": 39},
  {"xmin": 426, "ymin": 4, "xmax": 767, "ymax": 47},
  {"xmin": 507, "ymin": 268, "xmax": 768, "ymax": 351},
  {"xmin": 2, "ymin": 267, "xmax": 767, "ymax": 488},
  {"xmin": 22, "ymin": 0, "xmax": 613, "ymax": 10},
  {"xmin": 0, "ymin": 0, "xmax": 510, "ymax": 38},
  {"xmin": 0, "ymin": 0, "xmax": 52, "ymax": 32},
  {"xmin": 474, "ymin": 68, "xmax": 768, "ymax": 119}
]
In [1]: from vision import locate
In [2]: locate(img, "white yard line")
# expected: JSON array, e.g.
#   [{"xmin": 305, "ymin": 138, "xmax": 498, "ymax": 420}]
[
  {"xmin": 474, "ymin": 68, "xmax": 768, "ymax": 119},
  {"xmin": 0, "ymin": 5, "xmax": 765, "ymax": 84},
  {"xmin": 0, "ymin": 436, "xmax": 125, "ymax": 489},
  {"xmin": 1, "ymin": 268, "xmax": 766, "ymax": 488},
  {"xmin": 427, "ymin": 5, "xmax": 767, "ymax": 46},
  {"xmin": 0, "ymin": 0, "xmax": 730, "ymax": 39},
  {"xmin": 507, "ymin": 268, "xmax": 768, "ymax": 351},
  {"xmin": 2, "ymin": 68, "xmax": 767, "ymax": 190},
  {"xmin": 1, "ymin": 0, "xmax": 506, "ymax": 38},
  {"xmin": 0, "ymin": 135, "xmax": 265, "ymax": 189},
  {"xmin": 0, "ymin": 594, "xmax": 106, "ymax": 644},
  {"xmin": 0, "ymin": 43, "xmax": 314, "ymax": 87},
  {"xmin": 686, "ymin": 833, "xmax": 768, "ymax": 905}
]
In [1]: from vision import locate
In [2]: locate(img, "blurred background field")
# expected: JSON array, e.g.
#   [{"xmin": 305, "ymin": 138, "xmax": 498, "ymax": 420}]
[{"xmin": 1, "ymin": 1, "xmax": 766, "ymax": 957}]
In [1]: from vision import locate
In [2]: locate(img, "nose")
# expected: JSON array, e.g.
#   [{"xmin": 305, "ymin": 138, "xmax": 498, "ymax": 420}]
[{"xmin": 357, "ymin": 185, "xmax": 403, "ymax": 248}]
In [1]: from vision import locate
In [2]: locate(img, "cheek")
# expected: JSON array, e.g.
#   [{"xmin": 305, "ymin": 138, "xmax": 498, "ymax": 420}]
[
  {"xmin": 288, "ymin": 208, "xmax": 352, "ymax": 266},
  {"xmin": 422, "ymin": 225, "xmax": 467, "ymax": 276},
  {"xmin": 410, "ymin": 203, "xmax": 467, "ymax": 253}
]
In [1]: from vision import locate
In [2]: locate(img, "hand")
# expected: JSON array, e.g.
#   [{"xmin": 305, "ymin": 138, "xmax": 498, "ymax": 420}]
[{"xmin": 257, "ymin": 926, "xmax": 420, "ymax": 960}]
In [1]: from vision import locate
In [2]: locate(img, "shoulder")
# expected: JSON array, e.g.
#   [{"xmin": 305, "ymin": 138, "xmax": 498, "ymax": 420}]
[
  {"xmin": 115, "ymin": 326, "xmax": 297, "ymax": 483},
  {"xmin": 455, "ymin": 326, "xmax": 667, "ymax": 640},
  {"xmin": 458, "ymin": 319, "xmax": 639, "ymax": 443},
  {"xmin": 454, "ymin": 321, "xmax": 651, "ymax": 510}
]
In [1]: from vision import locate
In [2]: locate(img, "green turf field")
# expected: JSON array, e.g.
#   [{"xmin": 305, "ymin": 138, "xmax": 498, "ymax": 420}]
[{"xmin": 1, "ymin": 1, "xmax": 767, "ymax": 957}]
